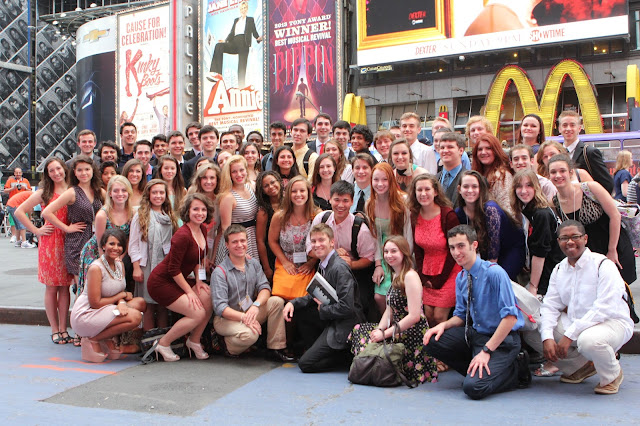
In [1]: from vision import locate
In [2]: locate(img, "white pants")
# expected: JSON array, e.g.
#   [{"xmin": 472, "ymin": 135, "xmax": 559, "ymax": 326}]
[{"xmin": 524, "ymin": 313, "xmax": 628, "ymax": 386}]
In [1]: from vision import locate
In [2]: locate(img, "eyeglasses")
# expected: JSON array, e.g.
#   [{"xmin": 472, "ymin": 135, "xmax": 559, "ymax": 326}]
[{"xmin": 557, "ymin": 234, "xmax": 585, "ymax": 243}]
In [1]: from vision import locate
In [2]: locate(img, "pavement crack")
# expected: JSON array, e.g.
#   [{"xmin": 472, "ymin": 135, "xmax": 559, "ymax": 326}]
[{"xmin": 304, "ymin": 385, "xmax": 354, "ymax": 422}]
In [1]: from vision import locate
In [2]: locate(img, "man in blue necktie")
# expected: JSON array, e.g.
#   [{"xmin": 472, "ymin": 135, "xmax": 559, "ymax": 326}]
[{"xmin": 423, "ymin": 225, "xmax": 530, "ymax": 399}]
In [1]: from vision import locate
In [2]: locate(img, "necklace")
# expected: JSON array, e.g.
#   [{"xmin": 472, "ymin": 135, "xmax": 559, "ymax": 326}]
[{"xmin": 101, "ymin": 255, "xmax": 123, "ymax": 280}]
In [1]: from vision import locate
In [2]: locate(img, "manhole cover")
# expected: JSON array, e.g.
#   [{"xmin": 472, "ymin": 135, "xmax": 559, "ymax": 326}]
[{"xmin": 6, "ymin": 268, "xmax": 37, "ymax": 276}]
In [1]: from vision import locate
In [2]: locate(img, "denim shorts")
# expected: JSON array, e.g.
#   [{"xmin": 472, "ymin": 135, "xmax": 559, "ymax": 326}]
[{"xmin": 6, "ymin": 206, "xmax": 26, "ymax": 231}]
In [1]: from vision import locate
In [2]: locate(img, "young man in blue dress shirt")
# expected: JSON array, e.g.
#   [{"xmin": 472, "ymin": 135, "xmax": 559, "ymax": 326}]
[{"xmin": 423, "ymin": 225, "xmax": 530, "ymax": 399}]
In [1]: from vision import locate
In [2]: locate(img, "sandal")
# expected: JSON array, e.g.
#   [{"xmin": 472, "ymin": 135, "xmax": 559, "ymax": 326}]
[
  {"xmin": 534, "ymin": 363, "xmax": 559, "ymax": 377},
  {"xmin": 59, "ymin": 331, "xmax": 73, "ymax": 345},
  {"xmin": 51, "ymin": 332, "xmax": 63, "ymax": 345},
  {"xmin": 73, "ymin": 335, "xmax": 82, "ymax": 347}
]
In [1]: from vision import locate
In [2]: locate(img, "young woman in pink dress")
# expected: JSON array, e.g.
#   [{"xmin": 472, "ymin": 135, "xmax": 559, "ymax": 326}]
[
  {"xmin": 408, "ymin": 174, "xmax": 461, "ymax": 326},
  {"xmin": 14, "ymin": 158, "xmax": 73, "ymax": 344}
]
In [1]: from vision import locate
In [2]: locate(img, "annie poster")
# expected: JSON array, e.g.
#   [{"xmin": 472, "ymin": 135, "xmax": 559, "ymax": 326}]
[
  {"xmin": 117, "ymin": 5, "xmax": 171, "ymax": 141},
  {"xmin": 268, "ymin": 0, "xmax": 339, "ymax": 126},
  {"xmin": 202, "ymin": 0, "xmax": 265, "ymax": 132}
]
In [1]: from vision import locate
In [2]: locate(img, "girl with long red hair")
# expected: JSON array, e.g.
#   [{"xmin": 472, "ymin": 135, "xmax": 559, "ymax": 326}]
[
  {"xmin": 366, "ymin": 162, "xmax": 413, "ymax": 314},
  {"xmin": 472, "ymin": 133, "xmax": 514, "ymax": 214}
]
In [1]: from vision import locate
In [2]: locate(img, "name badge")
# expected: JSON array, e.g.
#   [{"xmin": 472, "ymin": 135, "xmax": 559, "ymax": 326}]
[
  {"xmin": 207, "ymin": 237, "xmax": 214, "ymax": 249},
  {"xmin": 293, "ymin": 251, "xmax": 307, "ymax": 264},
  {"xmin": 239, "ymin": 295, "xmax": 253, "ymax": 312},
  {"xmin": 163, "ymin": 242, "xmax": 171, "ymax": 255},
  {"xmin": 198, "ymin": 268, "xmax": 207, "ymax": 281}
]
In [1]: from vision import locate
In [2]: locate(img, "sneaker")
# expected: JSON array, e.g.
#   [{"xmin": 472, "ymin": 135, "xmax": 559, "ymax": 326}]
[
  {"xmin": 560, "ymin": 361, "xmax": 597, "ymax": 384},
  {"xmin": 9, "ymin": 235, "xmax": 16, "ymax": 243},
  {"xmin": 594, "ymin": 369, "xmax": 623, "ymax": 395},
  {"xmin": 14, "ymin": 240, "xmax": 23, "ymax": 247},
  {"xmin": 21, "ymin": 241, "xmax": 36, "ymax": 248}
]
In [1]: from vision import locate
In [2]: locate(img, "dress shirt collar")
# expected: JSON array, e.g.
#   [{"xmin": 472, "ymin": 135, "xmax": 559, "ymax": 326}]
[
  {"xmin": 564, "ymin": 138, "xmax": 580, "ymax": 154},
  {"xmin": 320, "ymin": 250, "xmax": 336, "ymax": 270},
  {"xmin": 563, "ymin": 247, "xmax": 592, "ymax": 271},
  {"xmin": 442, "ymin": 163, "xmax": 462, "ymax": 179},
  {"xmin": 467, "ymin": 255, "xmax": 482, "ymax": 280}
]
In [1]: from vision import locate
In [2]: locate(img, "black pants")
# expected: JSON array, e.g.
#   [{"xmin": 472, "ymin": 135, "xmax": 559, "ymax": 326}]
[
  {"xmin": 353, "ymin": 266, "xmax": 380, "ymax": 322},
  {"xmin": 295, "ymin": 305, "xmax": 351, "ymax": 373},
  {"xmin": 210, "ymin": 35, "xmax": 249, "ymax": 87},
  {"xmin": 425, "ymin": 326, "xmax": 521, "ymax": 400}
]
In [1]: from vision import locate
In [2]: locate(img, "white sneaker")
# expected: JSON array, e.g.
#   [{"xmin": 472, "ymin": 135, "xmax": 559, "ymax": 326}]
[
  {"xmin": 21, "ymin": 241, "xmax": 36, "ymax": 249},
  {"xmin": 9, "ymin": 235, "xmax": 16, "ymax": 243},
  {"xmin": 15, "ymin": 240, "xmax": 23, "ymax": 247}
]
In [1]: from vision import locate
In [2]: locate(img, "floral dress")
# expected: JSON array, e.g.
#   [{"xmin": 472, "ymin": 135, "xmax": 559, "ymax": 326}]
[
  {"xmin": 349, "ymin": 286, "xmax": 438, "ymax": 384},
  {"xmin": 39, "ymin": 193, "xmax": 73, "ymax": 286}
]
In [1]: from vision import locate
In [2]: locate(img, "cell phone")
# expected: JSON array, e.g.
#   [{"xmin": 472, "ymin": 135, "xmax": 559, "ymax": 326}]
[{"xmin": 112, "ymin": 309, "xmax": 120, "ymax": 316}]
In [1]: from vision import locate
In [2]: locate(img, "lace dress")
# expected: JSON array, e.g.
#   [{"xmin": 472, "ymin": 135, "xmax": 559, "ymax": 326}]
[
  {"xmin": 349, "ymin": 286, "xmax": 438, "ymax": 384},
  {"xmin": 553, "ymin": 182, "xmax": 636, "ymax": 284}
]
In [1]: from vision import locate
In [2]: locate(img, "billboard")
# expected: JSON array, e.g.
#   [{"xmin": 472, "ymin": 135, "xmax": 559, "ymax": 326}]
[
  {"xmin": 117, "ymin": 4, "xmax": 171, "ymax": 141},
  {"xmin": 0, "ymin": 0, "xmax": 31, "ymax": 171},
  {"xmin": 201, "ymin": 0, "xmax": 265, "ymax": 132},
  {"xmin": 356, "ymin": 0, "xmax": 629, "ymax": 66},
  {"xmin": 34, "ymin": 24, "xmax": 78, "ymax": 171},
  {"xmin": 267, "ymin": 0, "xmax": 340, "ymax": 126},
  {"xmin": 76, "ymin": 16, "xmax": 117, "ymax": 144}
]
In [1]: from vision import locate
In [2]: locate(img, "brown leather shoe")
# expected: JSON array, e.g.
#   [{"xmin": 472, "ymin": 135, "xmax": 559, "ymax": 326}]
[
  {"xmin": 594, "ymin": 369, "xmax": 623, "ymax": 394},
  {"xmin": 560, "ymin": 361, "xmax": 596, "ymax": 384}
]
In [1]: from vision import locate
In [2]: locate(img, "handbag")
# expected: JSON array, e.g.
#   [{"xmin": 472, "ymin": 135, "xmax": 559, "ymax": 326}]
[{"xmin": 348, "ymin": 324, "xmax": 417, "ymax": 388}]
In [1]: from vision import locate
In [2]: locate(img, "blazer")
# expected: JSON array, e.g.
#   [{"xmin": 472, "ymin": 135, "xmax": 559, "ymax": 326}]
[
  {"xmin": 436, "ymin": 167, "xmax": 463, "ymax": 207},
  {"xmin": 226, "ymin": 17, "xmax": 260, "ymax": 48},
  {"xmin": 291, "ymin": 252, "xmax": 364, "ymax": 349},
  {"xmin": 571, "ymin": 141, "xmax": 614, "ymax": 194}
]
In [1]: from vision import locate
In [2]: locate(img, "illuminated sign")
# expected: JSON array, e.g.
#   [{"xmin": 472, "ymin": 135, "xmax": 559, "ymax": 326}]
[
  {"xmin": 343, "ymin": 93, "xmax": 366, "ymax": 126},
  {"xmin": 356, "ymin": 0, "xmax": 628, "ymax": 66},
  {"xmin": 485, "ymin": 60, "xmax": 603, "ymax": 136}
]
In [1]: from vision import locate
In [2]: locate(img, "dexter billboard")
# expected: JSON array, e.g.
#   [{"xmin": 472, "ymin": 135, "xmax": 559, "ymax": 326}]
[{"xmin": 356, "ymin": 0, "xmax": 629, "ymax": 66}]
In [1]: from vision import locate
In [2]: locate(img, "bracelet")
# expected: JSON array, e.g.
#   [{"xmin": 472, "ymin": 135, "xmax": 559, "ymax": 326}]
[
  {"xmin": 118, "ymin": 300, "xmax": 126, "ymax": 305},
  {"xmin": 375, "ymin": 264, "xmax": 382, "ymax": 268},
  {"xmin": 529, "ymin": 282, "xmax": 538, "ymax": 288}
]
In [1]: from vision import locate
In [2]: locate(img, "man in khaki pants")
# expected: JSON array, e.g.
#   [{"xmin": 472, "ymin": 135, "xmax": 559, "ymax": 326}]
[{"xmin": 211, "ymin": 224, "xmax": 295, "ymax": 362}]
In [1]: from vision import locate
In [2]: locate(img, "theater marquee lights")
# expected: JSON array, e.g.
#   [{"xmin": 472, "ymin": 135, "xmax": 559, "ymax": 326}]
[{"xmin": 485, "ymin": 60, "xmax": 603, "ymax": 136}]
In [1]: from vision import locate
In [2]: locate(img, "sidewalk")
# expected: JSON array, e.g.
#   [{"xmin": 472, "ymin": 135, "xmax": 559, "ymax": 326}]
[{"xmin": 0, "ymin": 233, "xmax": 639, "ymax": 352}]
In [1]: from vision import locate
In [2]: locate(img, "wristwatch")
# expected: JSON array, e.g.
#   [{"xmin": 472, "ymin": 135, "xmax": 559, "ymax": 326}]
[
  {"xmin": 252, "ymin": 301, "xmax": 261, "ymax": 307},
  {"xmin": 482, "ymin": 345, "xmax": 493, "ymax": 355}
]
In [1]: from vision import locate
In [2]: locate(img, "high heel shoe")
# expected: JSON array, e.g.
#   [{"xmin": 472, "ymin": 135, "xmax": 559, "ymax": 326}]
[
  {"xmin": 99, "ymin": 339, "xmax": 123, "ymax": 360},
  {"xmin": 186, "ymin": 338, "xmax": 209, "ymax": 360},
  {"xmin": 81, "ymin": 338, "xmax": 108, "ymax": 363},
  {"xmin": 153, "ymin": 340, "xmax": 180, "ymax": 362}
]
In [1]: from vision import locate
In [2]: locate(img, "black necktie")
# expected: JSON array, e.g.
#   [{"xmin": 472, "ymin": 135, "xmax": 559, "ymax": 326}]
[
  {"xmin": 465, "ymin": 272, "xmax": 473, "ymax": 346},
  {"xmin": 356, "ymin": 190, "xmax": 365, "ymax": 212}
]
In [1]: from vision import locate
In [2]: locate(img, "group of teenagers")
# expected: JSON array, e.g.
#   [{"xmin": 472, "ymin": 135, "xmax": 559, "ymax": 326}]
[{"xmin": 13, "ymin": 108, "xmax": 635, "ymax": 399}]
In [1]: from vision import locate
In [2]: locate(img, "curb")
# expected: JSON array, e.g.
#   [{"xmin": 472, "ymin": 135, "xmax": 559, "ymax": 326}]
[
  {"xmin": 1, "ymin": 306, "xmax": 639, "ymax": 353},
  {"xmin": 0, "ymin": 306, "xmax": 69, "ymax": 327}
]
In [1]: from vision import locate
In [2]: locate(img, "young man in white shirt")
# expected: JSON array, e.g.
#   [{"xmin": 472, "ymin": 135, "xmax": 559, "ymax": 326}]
[
  {"xmin": 400, "ymin": 112, "xmax": 436, "ymax": 174},
  {"xmin": 538, "ymin": 220, "xmax": 633, "ymax": 394}
]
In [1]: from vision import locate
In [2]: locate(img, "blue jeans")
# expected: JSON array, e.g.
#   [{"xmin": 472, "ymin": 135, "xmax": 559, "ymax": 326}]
[{"xmin": 425, "ymin": 326, "xmax": 521, "ymax": 399}]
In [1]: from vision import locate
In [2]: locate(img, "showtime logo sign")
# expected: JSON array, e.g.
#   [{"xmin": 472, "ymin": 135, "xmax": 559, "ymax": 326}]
[{"xmin": 530, "ymin": 27, "xmax": 566, "ymax": 43}]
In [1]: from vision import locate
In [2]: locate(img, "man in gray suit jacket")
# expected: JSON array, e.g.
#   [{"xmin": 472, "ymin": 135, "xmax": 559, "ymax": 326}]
[
  {"xmin": 209, "ymin": 1, "xmax": 262, "ymax": 87},
  {"xmin": 436, "ymin": 132, "xmax": 466, "ymax": 206},
  {"xmin": 283, "ymin": 224, "xmax": 364, "ymax": 373}
]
